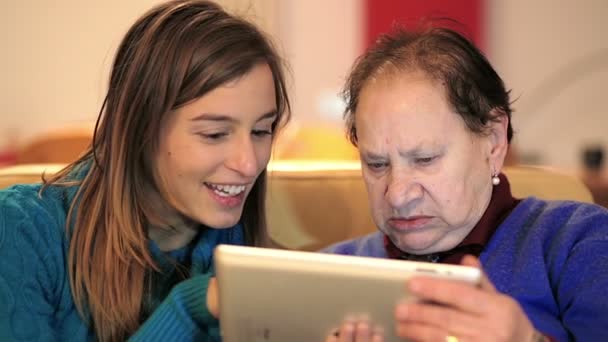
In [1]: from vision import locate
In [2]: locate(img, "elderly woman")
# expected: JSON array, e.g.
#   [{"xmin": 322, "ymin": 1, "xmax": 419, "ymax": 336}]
[{"xmin": 324, "ymin": 27, "xmax": 608, "ymax": 341}]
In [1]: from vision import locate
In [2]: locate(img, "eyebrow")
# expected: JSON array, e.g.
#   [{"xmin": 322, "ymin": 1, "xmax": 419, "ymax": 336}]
[
  {"xmin": 360, "ymin": 144, "xmax": 445, "ymax": 160},
  {"xmin": 397, "ymin": 144, "xmax": 445, "ymax": 158},
  {"xmin": 360, "ymin": 150, "xmax": 386, "ymax": 161},
  {"xmin": 190, "ymin": 110, "xmax": 278, "ymax": 123}
]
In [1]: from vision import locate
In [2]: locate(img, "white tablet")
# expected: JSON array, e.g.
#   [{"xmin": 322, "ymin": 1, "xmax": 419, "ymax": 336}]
[{"xmin": 214, "ymin": 244, "xmax": 481, "ymax": 342}]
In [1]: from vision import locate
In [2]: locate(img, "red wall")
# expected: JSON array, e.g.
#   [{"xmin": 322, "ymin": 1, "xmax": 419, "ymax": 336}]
[{"xmin": 364, "ymin": 0, "xmax": 484, "ymax": 50}]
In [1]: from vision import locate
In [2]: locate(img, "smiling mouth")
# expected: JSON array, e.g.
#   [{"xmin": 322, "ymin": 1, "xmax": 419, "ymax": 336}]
[{"xmin": 204, "ymin": 182, "xmax": 247, "ymax": 197}]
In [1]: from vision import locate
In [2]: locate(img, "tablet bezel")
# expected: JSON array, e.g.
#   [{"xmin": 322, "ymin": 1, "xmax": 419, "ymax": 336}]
[{"xmin": 215, "ymin": 244, "xmax": 481, "ymax": 342}]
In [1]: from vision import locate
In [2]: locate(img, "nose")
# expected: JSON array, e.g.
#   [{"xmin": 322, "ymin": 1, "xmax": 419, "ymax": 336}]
[
  {"xmin": 385, "ymin": 168, "xmax": 423, "ymax": 209},
  {"xmin": 225, "ymin": 135, "xmax": 260, "ymax": 178}
]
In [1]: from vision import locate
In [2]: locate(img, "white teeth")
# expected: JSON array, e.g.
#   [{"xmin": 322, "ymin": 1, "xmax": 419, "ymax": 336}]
[{"xmin": 207, "ymin": 183, "xmax": 246, "ymax": 196}]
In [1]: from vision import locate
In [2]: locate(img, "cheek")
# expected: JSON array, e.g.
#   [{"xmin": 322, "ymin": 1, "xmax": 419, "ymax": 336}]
[
  {"xmin": 158, "ymin": 146, "xmax": 205, "ymax": 186},
  {"xmin": 163, "ymin": 150, "xmax": 183, "ymax": 172},
  {"xmin": 255, "ymin": 141, "xmax": 273, "ymax": 168},
  {"xmin": 424, "ymin": 175, "xmax": 464, "ymax": 207},
  {"xmin": 156, "ymin": 153, "xmax": 182, "ymax": 193},
  {"xmin": 363, "ymin": 175, "xmax": 385, "ymax": 208},
  {"xmin": 430, "ymin": 151, "xmax": 483, "ymax": 203},
  {"xmin": 166, "ymin": 151, "xmax": 185, "ymax": 176},
  {"xmin": 155, "ymin": 149, "xmax": 172, "ymax": 179},
  {"xmin": 426, "ymin": 176, "xmax": 480, "ymax": 225}
]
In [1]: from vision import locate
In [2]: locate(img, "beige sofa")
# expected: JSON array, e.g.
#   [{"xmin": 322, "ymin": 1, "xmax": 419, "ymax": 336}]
[
  {"xmin": 0, "ymin": 161, "xmax": 594, "ymax": 251},
  {"xmin": 266, "ymin": 161, "xmax": 593, "ymax": 250}
]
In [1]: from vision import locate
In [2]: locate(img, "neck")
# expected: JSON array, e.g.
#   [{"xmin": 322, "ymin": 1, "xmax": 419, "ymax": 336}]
[
  {"xmin": 149, "ymin": 218, "xmax": 199, "ymax": 251},
  {"xmin": 144, "ymin": 182, "xmax": 200, "ymax": 251}
]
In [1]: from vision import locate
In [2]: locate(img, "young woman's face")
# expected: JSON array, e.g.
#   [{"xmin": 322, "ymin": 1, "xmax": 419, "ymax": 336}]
[
  {"xmin": 156, "ymin": 63, "xmax": 277, "ymax": 229},
  {"xmin": 355, "ymin": 71, "xmax": 506, "ymax": 254}
]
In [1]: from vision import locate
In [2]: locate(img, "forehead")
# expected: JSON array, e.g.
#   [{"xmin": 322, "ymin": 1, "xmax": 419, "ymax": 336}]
[
  {"xmin": 354, "ymin": 71, "xmax": 469, "ymax": 149},
  {"xmin": 177, "ymin": 63, "xmax": 277, "ymax": 121}
]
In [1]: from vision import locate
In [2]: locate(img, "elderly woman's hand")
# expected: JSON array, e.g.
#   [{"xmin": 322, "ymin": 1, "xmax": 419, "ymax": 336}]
[
  {"xmin": 394, "ymin": 255, "xmax": 546, "ymax": 342},
  {"xmin": 324, "ymin": 316, "xmax": 384, "ymax": 342}
]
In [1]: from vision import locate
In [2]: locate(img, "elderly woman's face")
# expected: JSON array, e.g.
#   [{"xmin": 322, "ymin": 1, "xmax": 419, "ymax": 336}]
[{"xmin": 355, "ymin": 71, "xmax": 506, "ymax": 254}]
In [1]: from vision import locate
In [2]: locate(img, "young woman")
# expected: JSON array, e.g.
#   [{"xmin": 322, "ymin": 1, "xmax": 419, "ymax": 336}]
[{"xmin": 0, "ymin": 1, "xmax": 290, "ymax": 341}]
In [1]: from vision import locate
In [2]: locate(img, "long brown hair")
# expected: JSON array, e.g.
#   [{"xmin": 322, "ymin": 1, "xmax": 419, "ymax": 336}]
[{"xmin": 42, "ymin": 1, "xmax": 290, "ymax": 340}]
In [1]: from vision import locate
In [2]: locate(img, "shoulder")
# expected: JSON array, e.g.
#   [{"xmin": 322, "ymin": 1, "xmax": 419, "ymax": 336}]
[
  {"xmin": 0, "ymin": 183, "xmax": 69, "ymax": 232},
  {"xmin": 498, "ymin": 197, "xmax": 608, "ymax": 252},
  {"xmin": 518, "ymin": 196, "xmax": 607, "ymax": 215},
  {"xmin": 514, "ymin": 197, "xmax": 608, "ymax": 234},
  {"xmin": 0, "ymin": 184, "xmax": 70, "ymax": 308},
  {"xmin": 519, "ymin": 200, "xmax": 608, "ymax": 338},
  {"xmin": 0, "ymin": 183, "xmax": 70, "ymax": 262},
  {"xmin": 320, "ymin": 232, "xmax": 387, "ymax": 258}
]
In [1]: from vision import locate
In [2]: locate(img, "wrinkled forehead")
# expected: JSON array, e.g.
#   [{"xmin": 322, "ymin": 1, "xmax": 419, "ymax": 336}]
[
  {"xmin": 356, "ymin": 70, "xmax": 450, "ymax": 119},
  {"xmin": 354, "ymin": 71, "xmax": 470, "ymax": 150}
]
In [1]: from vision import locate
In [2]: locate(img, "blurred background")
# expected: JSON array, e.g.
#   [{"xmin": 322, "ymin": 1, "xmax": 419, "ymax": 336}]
[{"xmin": 1, "ymin": 0, "xmax": 607, "ymax": 172}]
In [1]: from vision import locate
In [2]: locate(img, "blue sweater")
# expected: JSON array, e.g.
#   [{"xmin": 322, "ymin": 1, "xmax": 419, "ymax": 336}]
[
  {"xmin": 323, "ymin": 197, "xmax": 608, "ymax": 341},
  {"xmin": 0, "ymin": 182, "xmax": 244, "ymax": 341}
]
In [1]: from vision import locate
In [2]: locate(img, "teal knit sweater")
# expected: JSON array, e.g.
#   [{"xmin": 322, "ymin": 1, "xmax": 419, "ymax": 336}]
[{"xmin": 0, "ymin": 181, "xmax": 243, "ymax": 341}]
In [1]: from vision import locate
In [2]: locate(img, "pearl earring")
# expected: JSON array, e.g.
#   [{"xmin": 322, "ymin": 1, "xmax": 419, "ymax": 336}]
[{"xmin": 492, "ymin": 173, "xmax": 500, "ymax": 186}]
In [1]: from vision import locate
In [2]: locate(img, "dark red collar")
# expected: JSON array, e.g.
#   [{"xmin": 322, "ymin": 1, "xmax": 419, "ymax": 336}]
[{"xmin": 384, "ymin": 173, "xmax": 520, "ymax": 264}]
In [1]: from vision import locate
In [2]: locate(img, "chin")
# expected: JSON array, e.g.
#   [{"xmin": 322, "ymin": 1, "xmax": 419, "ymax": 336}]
[
  {"xmin": 198, "ymin": 214, "xmax": 242, "ymax": 229},
  {"xmin": 390, "ymin": 232, "xmax": 439, "ymax": 254},
  {"xmin": 184, "ymin": 201, "xmax": 245, "ymax": 229}
]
